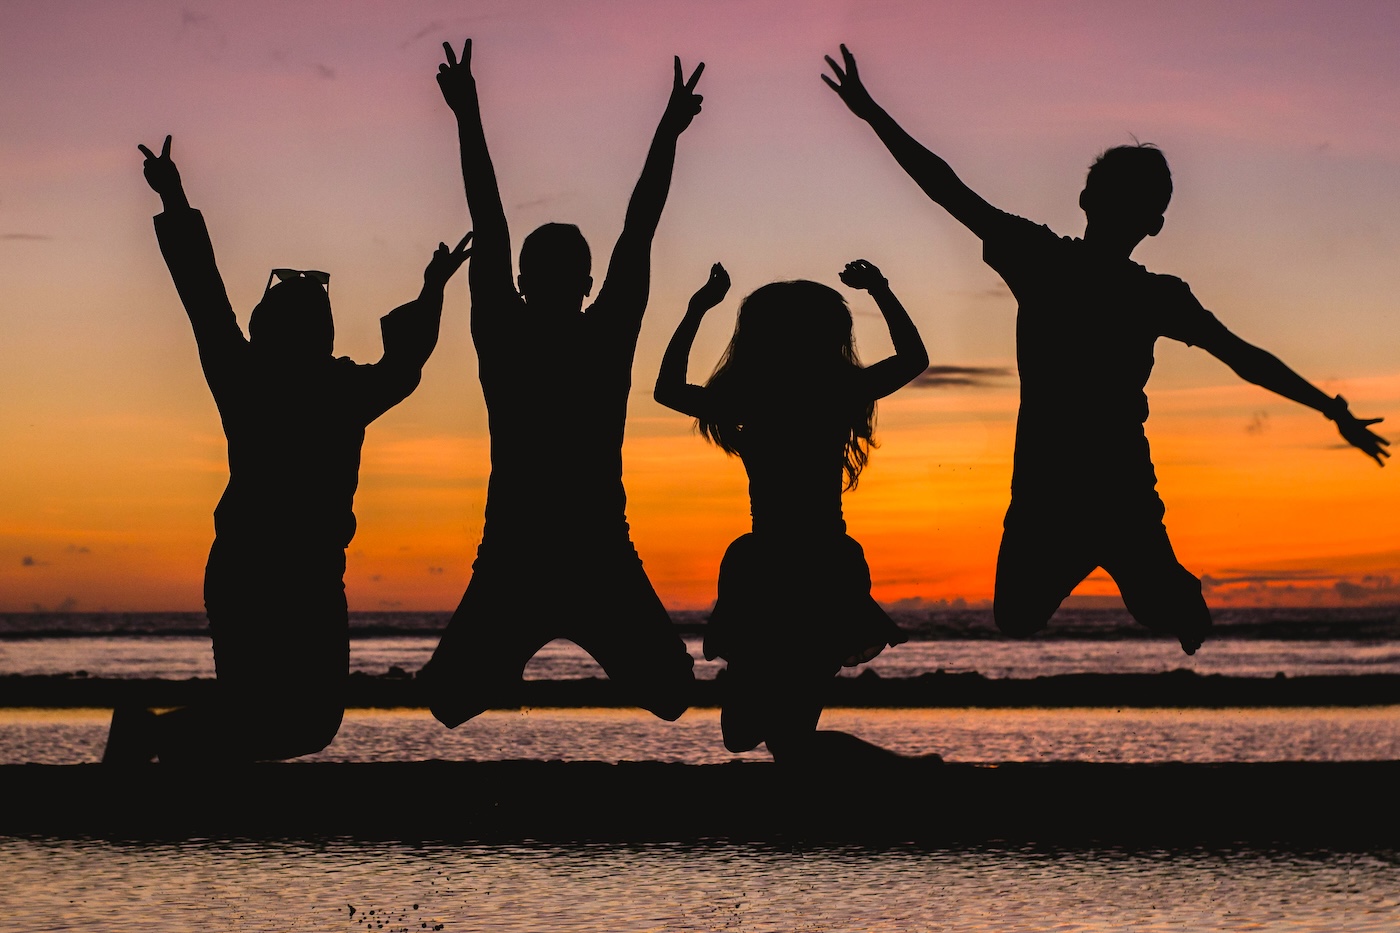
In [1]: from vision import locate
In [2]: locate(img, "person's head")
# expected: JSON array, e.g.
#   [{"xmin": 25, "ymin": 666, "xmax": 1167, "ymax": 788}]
[
  {"xmin": 518, "ymin": 223, "xmax": 593, "ymax": 311},
  {"xmin": 701, "ymin": 279, "xmax": 874, "ymax": 488},
  {"xmin": 248, "ymin": 271, "xmax": 333, "ymax": 361},
  {"xmin": 715, "ymin": 280, "xmax": 858, "ymax": 376},
  {"xmin": 1079, "ymin": 143, "xmax": 1172, "ymax": 241}
]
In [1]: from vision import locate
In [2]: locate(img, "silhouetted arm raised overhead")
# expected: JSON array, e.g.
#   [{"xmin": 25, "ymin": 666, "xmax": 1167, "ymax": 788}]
[
  {"xmin": 363, "ymin": 232, "xmax": 472, "ymax": 421},
  {"xmin": 823, "ymin": 45, "xmax": 1000, "ymax": 241},
  {"xmin": 654, "ymin": 262, "xmax": 730, "ymax": 419},
  {"xmin": 839, "ymin": 260, "xmax": 929, "ymax": 400},
  {"xmin": 1195, "ymin": 326, "xmax": 1389, "ymax": 467},
  {"xmin": 438, "ymin": 41, "xmax": 514, "ymax": 312},
  {"xmin": 593, "ymin": 57, "xmax": 705, "ymax": 332},
  {"xmin": 140, "ymin": 136, "xmax": 247, "ymax": 397}
]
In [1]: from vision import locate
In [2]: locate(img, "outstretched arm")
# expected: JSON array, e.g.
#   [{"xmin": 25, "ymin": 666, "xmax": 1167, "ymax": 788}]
[
  {"xmin": 140, "ymin": 135, "xmax": 246, "ymax": 393},
  {"xmin": 823, "ymin": 44, "xmax": 1000, "ymax": 240},
  {"xmin": 438, "ymin": 40, "xmax": 513, "ymax": 305},
  {"xmin": 1200, "ymin": 328, "xmax": 1389, "ymax": 466},
  {"xmin": 367, "ymin": 232, "xmax": 472, "ymax": 420},
  {"xmin": 594, "ymin": 57, "xmax": 705, "ymax": 328},
  {"xmin": 654, "ymin": 262, "xmax": 729, "ymax": 418},
  {"xmin": 839, "ymin": 260, "xmax": 929, "ymax": 400}
]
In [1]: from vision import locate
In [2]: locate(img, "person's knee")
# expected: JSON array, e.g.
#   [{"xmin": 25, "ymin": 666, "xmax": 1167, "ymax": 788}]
[
  {"xmin": 993, "ymin": 595, "xmax": 1052, "ymax": 638},
  {"xmin": 637, "ymin": 666, "xmax": 695, "ymax": 722},
  {"xmin": 270, "ymin": 703, "xmax": 344, "ymax": 758}
]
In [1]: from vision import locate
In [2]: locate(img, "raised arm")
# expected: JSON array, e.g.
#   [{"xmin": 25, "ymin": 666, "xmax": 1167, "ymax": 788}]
[
  {"xmin": 654, "ymin": 262, "xmax": 729, "ymax": 418},
  {"xmin": 365, "ymin": 232, "xmax": 472, "ymax": 421},
  {"xmin": 839, "ymin": 260, "xmax": 929, "ymax": 400},
  {"xmin": 437, "ymin": 40, "xmax": 513, "ymax": 304},
  {"xmin": 593, "ymin": 57, "xmax": 705, "ymax": 326},
  {"xmin": 823, "ymin": 45, "xmax": 1000, "ymax": 240},
  {"xmin": 1198, "ymin": 328, "xmax": 1389, "ymax": 466},
  {"xmin": 140, "ymin": 135, "xmax": 247, "ymax": 393}
]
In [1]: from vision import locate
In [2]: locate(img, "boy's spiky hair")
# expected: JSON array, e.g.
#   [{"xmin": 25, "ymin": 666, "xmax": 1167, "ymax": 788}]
[{"xmin": 1085, "ymin": 143, "xmax": 1173, "ymax": 218}]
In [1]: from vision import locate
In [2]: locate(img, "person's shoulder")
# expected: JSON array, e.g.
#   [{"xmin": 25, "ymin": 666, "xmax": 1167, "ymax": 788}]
[
  {"xmin": 988, "ymin": 209, "xmax": 1058, "ymax": 241},
  {"xmin": 1142, "ymin": 269, "xmax": 1199, "ymax": 304}
]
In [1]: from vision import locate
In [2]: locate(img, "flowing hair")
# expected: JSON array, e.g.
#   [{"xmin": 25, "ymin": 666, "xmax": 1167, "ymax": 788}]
[{"xmin": 698, "ymin": 280, "xmax": 875, "ymax": 490}]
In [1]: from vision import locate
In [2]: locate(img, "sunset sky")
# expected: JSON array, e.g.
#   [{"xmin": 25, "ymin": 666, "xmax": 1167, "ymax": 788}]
[{"xmin": 2, "ymin": 0, "xmax": 1398, "ymax": 612}]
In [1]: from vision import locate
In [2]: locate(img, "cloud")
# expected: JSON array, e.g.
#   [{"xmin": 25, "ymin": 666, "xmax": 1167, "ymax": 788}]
[
  {"xmin": 1334, "ymin": 575, "xmax": 1400, "ymax": 602},
  {"xmin": 1, "ymin": 233, "xmax": 52, "ymax": 241},
  {"xmin": 401, "ymin": 21, "xmax": 447, "ymax": 50},
  {"xmin": 910, "ymin": 365, "xmax": 1013, "ymax": 389},
  {"xmin": 1245, "ymin": 410, "xmax": 1270, "ymax": 435},
  {"xmin": 513, "ymin": 194, "xmax": 568, "ymax": 211},
  {"xmin": 428, "ymin": 566, "xmax": 445, "ymax": 575},
  {"xmin": 314, "ymin": 63, "xmax": 336, "ymax": 80},
  {"xmin": 66, "ymin": 544, "xmax": 91, "ymax": 555},
  {"xmin": 1201, "ymin": 569, "xmax": 1331, "ymax": 591},
  {"xmin": 21, "ymin": 555, "xmax": 44, "ymax": 567},
  {"xmin": 180, "ymin": 8, "xmax": 212, "ymax": 28}
]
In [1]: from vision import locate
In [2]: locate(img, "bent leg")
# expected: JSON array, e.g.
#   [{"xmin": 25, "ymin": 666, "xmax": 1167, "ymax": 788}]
[
  {"xmin": 570, "ymin": 553, "xmax": 695, "ymax": 721},
  {"xmin": 993, "ymin": 504, "xmax": 1097, "ymax": 637},
  {"xmin": 152, "ymin": 542, "xmax": 350, "ymax": 763},
  {"xmin": 418, "ymin": 566, "xmax": 551, "ymax": 728},
  {"xmin": 1101, "ymin": 521, "xmax": 1212, "ymax": 655}
]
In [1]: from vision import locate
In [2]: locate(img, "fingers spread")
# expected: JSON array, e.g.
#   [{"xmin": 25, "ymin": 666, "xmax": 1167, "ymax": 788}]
[
  {"xmin": 442, "ymin": 41, "xmax": 457, "ymax": 66},
  {"xmin": 160, "ymin": 135, "xmax": 172, "ymax": 158},
  {"xmin": 673, "ymin": 55, "xmax": 682, "ymax": 86},
  {"xmin": 137, "ymin": 144, "xmax": 155, "ymax": 160},
  {"xmin": 686, "ymin": 61, "xmax": 705, "ymax": 90}
]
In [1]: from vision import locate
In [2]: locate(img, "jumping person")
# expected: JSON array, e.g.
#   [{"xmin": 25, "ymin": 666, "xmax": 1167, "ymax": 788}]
[
  {"xmin": 654, "ymin": 260, "xmax": 928, "ymax": 763},
  {"xmin": 104, "ymin": 136, "xmax": 470, "ymax": 763},
  {"xmin": 822, "ymin": 45, "xmax": 1388, "ymax": 655},
  {"xmin": 417, "ymin": 42, "xmax": 703, "ymax": 725}
]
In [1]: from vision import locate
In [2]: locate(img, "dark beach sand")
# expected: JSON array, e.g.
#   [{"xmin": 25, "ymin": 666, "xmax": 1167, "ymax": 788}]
[
  {"xmin": 3, "ymin": 758, "xmax": 1396, "ymax": 845},
  {"xmin": 3, "ymin": 670, "xmax": 1399, "ymax": 709}
]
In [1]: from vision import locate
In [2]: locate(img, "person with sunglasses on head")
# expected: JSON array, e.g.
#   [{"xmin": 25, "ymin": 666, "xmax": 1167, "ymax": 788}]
[
  {"xmin": 416, "ymin": 41, "xmax": 703, "ymax": 728},
  {"xmin": 103, "ymin": 136, "xmax": 471, "ymax": 763}
]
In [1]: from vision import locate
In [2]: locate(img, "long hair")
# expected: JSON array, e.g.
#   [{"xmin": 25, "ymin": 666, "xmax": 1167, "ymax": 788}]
[{"xmin": 699, "ymin": 280, "xmax": 875, "ymax": 490}]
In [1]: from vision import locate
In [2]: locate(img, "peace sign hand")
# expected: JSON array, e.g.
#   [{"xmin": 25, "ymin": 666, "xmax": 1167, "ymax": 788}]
[
  {"xmin": 136, "ymin": 135, "xmax": 185, "ymax": 202},
  {"xmin": 660, "ymin": 56, "xmax": 705, "ymax": 134},
  {"xmin": 437, "ymin": 39, "xmax": 476, "ymax": 112},
  {"xmin": 424, "ymin": 231, "xmax": 474, "ymax": 288}
]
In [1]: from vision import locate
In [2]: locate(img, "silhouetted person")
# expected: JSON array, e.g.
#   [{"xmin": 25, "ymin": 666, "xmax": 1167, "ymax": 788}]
[
  {"xmin": 103, "ymin": 136, "xmax": 470, "ymax": 764},
  {"xmin": 416, "ymin": 41, "xmax": 702, "ymax": 726},
  {"xmin": 823, "ymin": 46, "xmax": 1389, "ymax": 655},
  {"xmin": 654, "ymin": 260, "xmax": 929, "ymax": 764}
]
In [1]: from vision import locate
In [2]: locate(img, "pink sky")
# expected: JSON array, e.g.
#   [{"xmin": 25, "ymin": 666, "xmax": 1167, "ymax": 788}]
[{"xmin": 2, "ymin": 0, "xmax": 1397, "ymax": 610}]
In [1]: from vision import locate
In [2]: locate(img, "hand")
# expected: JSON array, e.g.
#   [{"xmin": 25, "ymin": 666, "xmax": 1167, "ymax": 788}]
[
  {"xmin": 822, "ymin": 44, "xmax": 878, "ymax": 121},
  {"xmin": 1332, "ymin": 396, "xmax": 1390, "ymax": 466},
  {"xmin": 137, "ymin": 135, "xmax": 184, "ymax": 201},
  {"xmin": 424, "ymin": 231, "xmax": 473, "ymax": 288},
  {"xmin": 437, "ymin": 40, "xmax": 476, "ymax": 112},
  {"xmin": 660, "ymin": 56, "xmax": 705, "ymax": 134},
  {"xmin": 838, "ymin": 259, "xmax": 887, "ymax": 292},
  {"xmin": 689, "ymin": 262, "xmax": 730, "ymax": 311}
]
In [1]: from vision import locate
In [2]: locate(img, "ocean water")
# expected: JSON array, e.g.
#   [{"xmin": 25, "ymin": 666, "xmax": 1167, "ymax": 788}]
[
  {"xmin": 1, "ymin": 836, "xmax": 1396, "ymax": 932},
  {"xmin": 3, "ymin": 609, "xmax": 1397, "ymax": 931},
  {"xmin": 2, "ymin": 606, "xmax": 1399, "ymax": 681},
  {"xmin": 3, "ymin": 705, "xmax": 1400, "ymax": 767}
]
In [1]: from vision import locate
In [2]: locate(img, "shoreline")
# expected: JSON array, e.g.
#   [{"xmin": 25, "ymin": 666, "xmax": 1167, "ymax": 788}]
[
  {"xmin": 3, "ymin": 759, "xmax": 1396, "ymax": 844},
  {"xmin": 3, "ymin": 670, "xmax": 1399, "ymax": 708}
]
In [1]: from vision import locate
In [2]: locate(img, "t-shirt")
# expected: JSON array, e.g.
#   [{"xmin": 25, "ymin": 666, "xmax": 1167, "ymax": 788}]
[
  {"xmin": 982, "ymin": 211, "xmax": 1229, "ymax": 501},
  {"xmin": 471, "ymin": 284, "xmax": 644, "ymax": 550},
  {"xmin": 154, "ymin": 208, "xmax": 438, "ymax": 549}
]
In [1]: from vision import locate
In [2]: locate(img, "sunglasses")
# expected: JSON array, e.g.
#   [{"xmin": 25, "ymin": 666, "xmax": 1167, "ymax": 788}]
[{"xmin": 263, "ymin": 268, "xmax": 331, "ymax": 298}]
